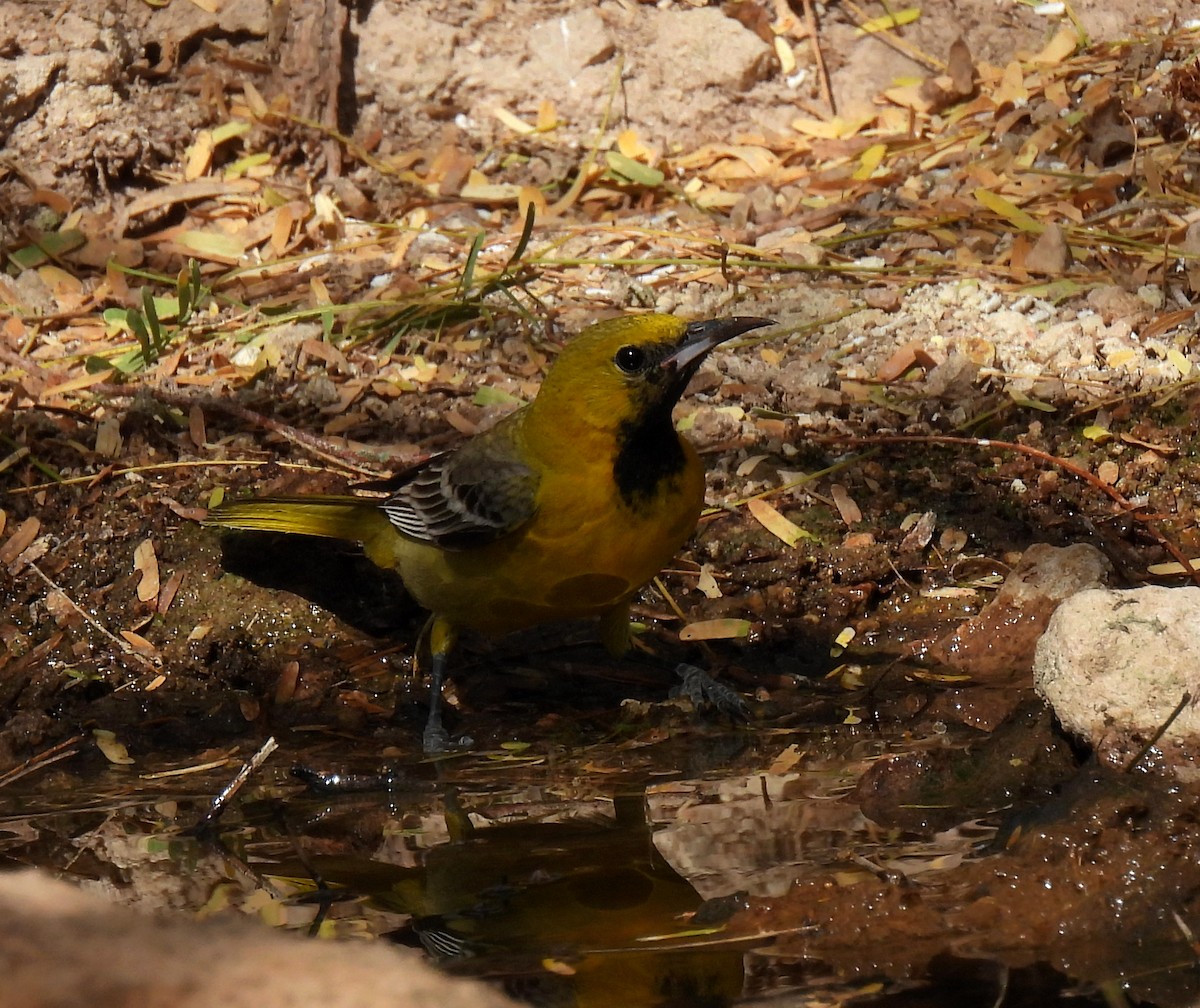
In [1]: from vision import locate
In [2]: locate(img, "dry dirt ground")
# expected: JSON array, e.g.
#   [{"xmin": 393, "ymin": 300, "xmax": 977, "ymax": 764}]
[{"xmin": 5, "ymin": 1, "xmax": 1200, "ymax": 1006}]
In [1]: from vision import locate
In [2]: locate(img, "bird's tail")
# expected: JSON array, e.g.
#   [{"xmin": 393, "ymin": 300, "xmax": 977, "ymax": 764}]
[{"xmin": 205, "ymin": 496, "xmax": 383, "ymax": 543}]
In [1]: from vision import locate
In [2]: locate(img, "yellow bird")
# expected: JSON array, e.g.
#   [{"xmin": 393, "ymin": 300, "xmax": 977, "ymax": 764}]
[{"xmin": 205, "ymin": 313, "xmax": 774, "ymax": 750}]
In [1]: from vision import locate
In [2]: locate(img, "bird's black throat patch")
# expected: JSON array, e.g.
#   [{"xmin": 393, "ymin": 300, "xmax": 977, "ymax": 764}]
[{"xmin": 612, "ymin": 399, "xmax": 687, "ymax": 510}]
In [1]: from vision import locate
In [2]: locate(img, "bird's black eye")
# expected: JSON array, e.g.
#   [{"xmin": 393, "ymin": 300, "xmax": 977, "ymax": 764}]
[{"xmin": 614, "ymin": 344, "xmax": 647, "ymax": 374}]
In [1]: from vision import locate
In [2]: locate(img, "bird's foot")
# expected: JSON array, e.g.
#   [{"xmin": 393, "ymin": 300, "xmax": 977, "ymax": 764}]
[
  {"xmin": 671, "ymin": 663, "xmax": 749, "ymax": 719},
  {"xmin": 422, "ymin": 722, "xmax": 474, "ymax": 754}
]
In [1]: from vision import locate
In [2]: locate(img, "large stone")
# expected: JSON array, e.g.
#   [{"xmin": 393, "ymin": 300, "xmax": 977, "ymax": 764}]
[
  {"xmin": 0, "ymin": 870, "xmax": 518, "ymax": 1008},
  {"xmin": 1034, "ymin": 585, "xmax": 1200, "ymax": 774}
]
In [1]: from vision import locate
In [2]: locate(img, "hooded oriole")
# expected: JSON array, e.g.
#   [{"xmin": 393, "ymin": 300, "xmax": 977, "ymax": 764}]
[{"xmin": 205, "ymin": 313, "xmax": 774, "ymax": 750}]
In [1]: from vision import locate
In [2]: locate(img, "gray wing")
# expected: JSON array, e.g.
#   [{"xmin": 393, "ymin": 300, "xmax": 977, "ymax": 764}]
[{"xmin": 378, "ymin": 438, "xmax": 539, "ymax": 550}]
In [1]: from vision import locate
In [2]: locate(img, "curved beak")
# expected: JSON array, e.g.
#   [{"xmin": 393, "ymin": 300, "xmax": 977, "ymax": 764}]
[{"xmin": 664, "ymin": 316, "xmax": 776, "ymax": 374}]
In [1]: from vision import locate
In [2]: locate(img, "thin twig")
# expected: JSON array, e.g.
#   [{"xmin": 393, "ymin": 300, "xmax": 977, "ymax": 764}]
[
  {"xmin": 799, "ymin": 0, "xmax": 835, "ymax": 114},
  {"xmin": 6, "ymin": 458, "xmax": 327, "ymax": 496},
  {"xmin": 0, "ymin": 733, "xmax": 87, "ymax": 789},
  {"xmin": 190, "ymin": 735, "xmax": 279, "ymax": 833},
  {"xmin": 1125, "ymin": 691, "xmax": 1192, "ymax": 773},
  {"xmin": 841, "ymin": 0, "xmax": 945, "ymax": 72},
  {"xmin": 89, "ymin": 382, "xmax": 400, "ymax": 478},
  {"xmin": 27, "ymin": 563, "xmax": 160, "ymax": 675},
  {"xmin": 811, "ymin": 432, "xmax": 1200, "ymax": 588}
]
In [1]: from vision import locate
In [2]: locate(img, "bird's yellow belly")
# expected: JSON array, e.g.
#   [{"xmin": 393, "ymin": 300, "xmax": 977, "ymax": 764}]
[{"xmin": 382, "ymin": 475, "xmax": 702, "ymax": 637}]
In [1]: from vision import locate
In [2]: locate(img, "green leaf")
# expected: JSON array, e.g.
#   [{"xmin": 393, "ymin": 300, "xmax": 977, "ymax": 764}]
[
  {"xmin": 176, "ymin": 230, "xmax": 245, "ymax": 262},
  {"xmin": 458, "ymin": 232, "xmax": 486, "ymax": 298},
  {"xmin": 211, "ymin": 119, "xmax": 251, "ymax": 145},
  {"xmin": 973, "ymin": 188, "xmax": 1042, "ymax": 233},
  {"xmin": 110, "ymin": 347, "xmax": 148, "ymax": 374},
  {"xmin": 473, "ymin": 386, "xmax": 524, "ymax": 407},
  {"xmin": 855, "ymin": 7, "xmax": 921, "ymax": 33},
  {"xmin": 1008, "ymin": 389, "xmax": 1056, "ymax": 412},
  {"xmin": 103, "ymin": 307, "xmax": 131, "ymax": 334},
  {"xmin": 7, "ymin": 228, "xmax": 86, "ymax": 269},
  {"xmin": 224, "ymin": 151, "xmax": 271, "ymax": 179},
  {"xmin": 141, "ymin": 287, "xmax": 164, "ymax": 346},
  {"xmin": 503, "ymin": 200, "xmax": 536, "ymax": 274},
  {"xmin": 126, "ymin": 309, "xmax": 152, "ymax": 358},
  {"xmin": 151, "ymin": 295, "xmax": 180, "ymax": 323},
  {"xmin": 604, "ymin": 151, "xmax": 665, "ymax": 187}
]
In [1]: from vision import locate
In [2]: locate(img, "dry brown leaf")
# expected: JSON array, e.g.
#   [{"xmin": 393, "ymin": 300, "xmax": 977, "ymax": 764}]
[
  {"xmin": 900, "ymin": 511, "xmax": 937, "ymax": 551},
  {"xmin": 1035, "ymin": 25, "xmax": 1079, "ymax": 65},
  {"xmin": 188, "ymin": 404, "xmax": 207, "ymax": 448},
  {"xmin": 93, "ymin": 729, "xmax": 136, "ymax": 765},
  {"xmin": 877, "ymin": 342, "xmax": 938, "ymax": 382},
  {"xmin": 947, "ymin": 36, "xmax": 975, "ymax": 95},
  {"xmin": 0, "ymin": 517, "xmax": 40, "ymax": 566},
  {"xmin": 276, "ymin": 660, "xmax": 301, "ymax": 704},
  {"xmin": 124, "ymin": 178, "xmax": 258, "ymax": 220},
  {"xmin": 696, "ymin": 564, "xmax": 722, "ymax": 599},
  {"xmin": 1141, "ymin": 308, "xmax": 1196, "ymax": 341},
  {"xmin": 160, "ymin": 496, "xmax": 208, "ymax": 522},
  {"xmin": 766, "ymin": 744, "xmax": 806, "ymax": 775},
  {"xmin": 185, "ymin": 131, "xmax": 214, "ymax": 180},
  {"xmin": 1024, "ymin": 221, "xmax": 1071, "ymax": 275},
  {"xmin": 119, "ymin": 629, "xmax": 158, "ymax": 657},
  {"xmin": 133, "ymin": 539, "xmax": 160, "ymax": 604},
  {"xmin": 444, "ymin": 410, "xmax": 479, "ymax": 435},
  {"xmin": 157, "ymin": 569, "xmax": 185, "ymax": 614},
  {"xmin": 270, "ymin": 202, "xmax": 298, "ymax": 258},
  {"xmin": 44, "ymin": 590, "xmax": 76, "ymax": 625},
  {"xmin": 153, "ymin": 343, "xmax": 187, "ymax": 382},
  {"xmin": 830, "ymin": 484, "xmax": 863, "ymax": 525},
  {"xmin": 1119, "ymin": 432, "xmax": 1177, "ymax": 456},
  {"xmin": 992, "ymin": 61, "xmax": 1029, "ymax": 108}
]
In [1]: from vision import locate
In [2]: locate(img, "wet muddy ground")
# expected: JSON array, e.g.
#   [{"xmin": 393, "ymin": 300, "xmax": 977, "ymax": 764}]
[
  {"xmin": 6, "ymin": 281, "xmax": 1200, "ymax": 1006},
  {"xmin": 5, "ymin": 380, "xmax": 1200, "ymax": 1005}
]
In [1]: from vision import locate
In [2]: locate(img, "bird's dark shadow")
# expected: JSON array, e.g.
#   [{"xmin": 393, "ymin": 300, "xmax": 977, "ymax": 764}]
[{"xmin": 217, "ymin": 531, "xmax": 421, "ymax": 637}]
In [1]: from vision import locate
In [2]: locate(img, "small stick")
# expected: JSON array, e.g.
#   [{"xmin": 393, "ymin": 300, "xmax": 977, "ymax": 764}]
[
  {"xmin": 90, "ymin": 383, "xmax": 390, "ymax": 478},
  {"xmin": 190, "ymin": 735, "xmax": 279, "ymax": 833},
  {"xmin": 1125, "ymin": 692, "xmax": 1191, "ymax": 773},
  {"xmin": 27, "ymin": 563, "xmax": 159, "ymax": 676},
  {"xmin": 0, "ymin": 733, "xmax": 87, "ymax": 789},
  {"xmin": 842, "ymin": 0, "xmax": 945, "ymax": 72},
  {"xmin": 812, "ymin": 432, "xmax": 1200, "ymax": 588},
  {"xmin": 799, "ymin": 0, "xmax": 835, "ymax": 114}
]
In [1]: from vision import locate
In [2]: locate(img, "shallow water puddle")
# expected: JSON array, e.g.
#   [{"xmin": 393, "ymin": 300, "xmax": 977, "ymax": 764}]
[{"xmin": 4, "ymin": 712, "xmax": 1195, "ymax": 1006}]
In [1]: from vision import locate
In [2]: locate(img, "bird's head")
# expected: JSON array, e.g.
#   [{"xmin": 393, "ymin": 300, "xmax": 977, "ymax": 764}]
[{"xmin": 531, "ymin": 313, "xmax": 776, "ymax": 431}]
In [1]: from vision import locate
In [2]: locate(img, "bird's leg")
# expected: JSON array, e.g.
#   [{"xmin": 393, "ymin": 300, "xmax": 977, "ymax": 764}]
[
  {"xmin": 422, "ymin": 616, "xmax": 457, "ymax": 753},
  {"xmin": 602, "ymin": 601, "xmax": 748, "ymax": 718},
  {"xmin": 598, "ymin": 600, "xmax": 633, "ymax": 657}
]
